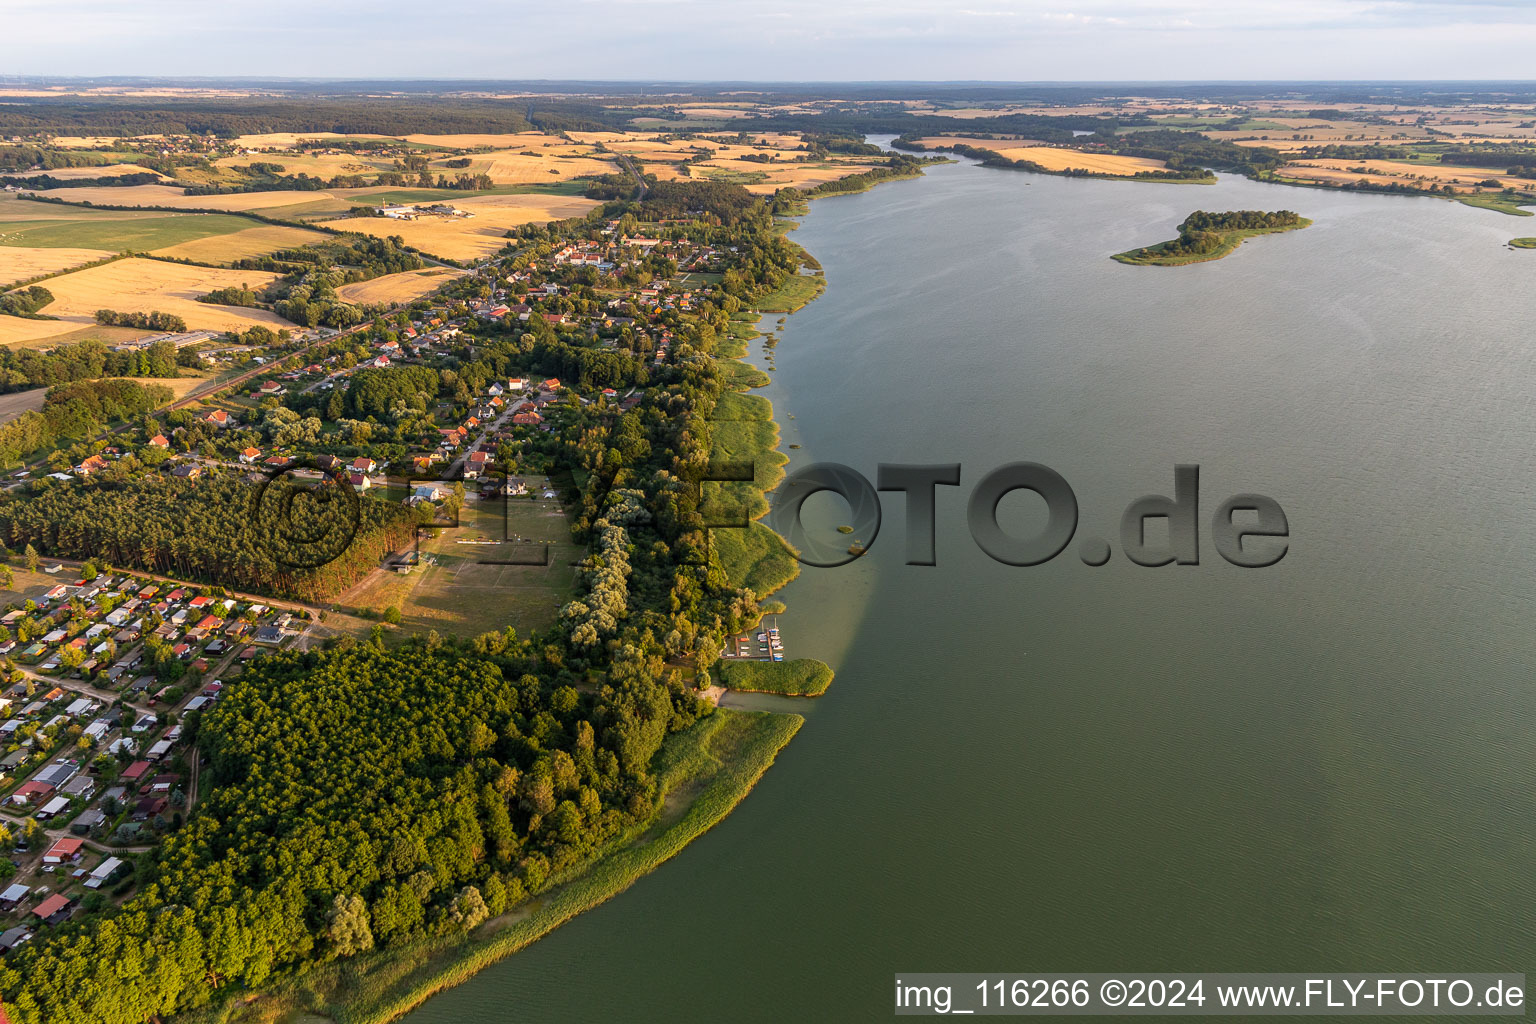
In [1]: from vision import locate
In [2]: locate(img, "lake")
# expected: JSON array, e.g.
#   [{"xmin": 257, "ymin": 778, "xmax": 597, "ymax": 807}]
[{"xmin": 403, "ymin": 148, "xmax": 1536, "ymax": 1021}]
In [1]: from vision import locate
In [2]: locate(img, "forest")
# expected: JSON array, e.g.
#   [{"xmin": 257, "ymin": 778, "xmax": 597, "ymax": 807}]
[
  {"xmin": 0, "ymin": 639, "xmax": 708, "ymax": 1024},
  {"xmin": 0, "ymin": 474, "xmax": 422, "ymax": 600}
]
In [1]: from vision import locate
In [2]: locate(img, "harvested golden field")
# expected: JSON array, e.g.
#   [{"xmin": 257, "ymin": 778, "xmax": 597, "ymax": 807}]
[
  {"xmin": 11, "ymin": 163, "xmax": 166, "ymax": 181},
  {"xmin": 694, "ymin": 159, "xmax": 878, "ymax": 194},
  {"xmin": 230, "ymin": 131, "xmax": 357, "ymax": 149},
  {"xmin": 0, "ymin": 246, "xmax": 114, "ymax": 285},
  {"xmin": 336, "ymin": 268, "xmax": 465, "ymax": 305},
  {"xmin": 912, "ymin": 138, "xmax": 1167, "ymax": 175},
  {"xmin": 1280, "ymin": 158, "xmax": 1534, "ymax": 194},
  {"xmin": 0, "ymin": 323, "xmax": 150, "ymax": 352},
  {"xmin": 432, "ymin": 148, "xmax": 615, "ymax": 184},
  {"xmin": 401, "ymin": 132, "xmax": 569, "ymax": 149},
  {"xmin": 329, "ymin": 193, "xmax": 602, "ymax": 260},
  {"xmin": 0, "ymin": 315, "xmax": 82, "ymax": 347},
  {"xmin": 27, "ymin": 185, "xmax": 346, "ymax": 212},
  {"xmin": 36, "ymin": 258, "xmax": 291, "ymax": 333},
  {"xmin": 213, "ymin": 152, "xmax": 390, "ymax": 178},
  {"xmin": 151, "ymin": 224, "xmax": 328, "ymax": 262}
]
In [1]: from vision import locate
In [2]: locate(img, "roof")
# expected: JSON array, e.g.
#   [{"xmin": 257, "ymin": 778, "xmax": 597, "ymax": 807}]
[
  {"xmin": 31, "ymin": 893, "xmax": 70, "ymax": 919},
  {"xmin": 43, "ymin": 837, "xmax": 83, "ymax": 860}
]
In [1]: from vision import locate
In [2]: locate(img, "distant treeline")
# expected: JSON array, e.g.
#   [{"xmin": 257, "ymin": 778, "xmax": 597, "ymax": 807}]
[{"xmin": 0, "ymin": 170, "xmax": 162, "ymax": 189}]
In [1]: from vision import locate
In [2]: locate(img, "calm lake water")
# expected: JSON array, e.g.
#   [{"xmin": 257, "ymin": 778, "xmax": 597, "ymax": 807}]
[{"xmin": 404, "ymin": 149, "xmax": 1536, "ymax": 1021}]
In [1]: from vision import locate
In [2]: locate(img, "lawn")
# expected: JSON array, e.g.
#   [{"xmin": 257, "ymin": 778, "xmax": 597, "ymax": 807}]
[
  {"xmin": 1455, "ymin": 192, "xmax": 1535, "ymax": 217},
  {"xmin": 341, "ymin": 480, "xmax": 581, "ymax": 639}
]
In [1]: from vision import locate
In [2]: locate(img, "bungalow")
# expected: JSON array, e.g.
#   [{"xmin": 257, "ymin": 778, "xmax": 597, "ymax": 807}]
[
  {"xmin": 75, "ymin": 454, "xmax": 109, "ymax": 476},
  {"xmin": 348, "ymin": 473, "xmax": 372, "ymax": 492},
  {"xmin": 0, "ymin": 925, "xmax": 34, "ymax": 951},
  {"xmin": 238, "ymin": 448, "xmax": 261, "ymax": 464},
  {"xmin": 34, "ymin": 796, "xmax": 69, "ymax": 820},
  {"xmin": 541, "ymin": 378, "xmax": 562, "ymax": 391},
  {"xmin": 257, "ymin": 381, "xmax": 284, "ymax": 396},
  {"xmin": 71, "ymin": 808, "xmax": 106, "ymax": 834},
  {"xmin": 120, "ymin": 760, "xmax": 150, "ymax": 785},
  {"xmin": 41, "ymin": 837, "xmax": 84, "ymax": 865},
  {"xmin": 31, "ymin": 893, "xmax": 73, "ymax": 925},
  {"xmin": 0, "ymin": 884, "xmax": 29, "ymax": 909},
  {"xmin": 201, "ymin": 409, "xmax": 230, "ymax": 429},
  {"xmin": 512, "ymin": 411, "xmax": 542, "ymax": 426},
  {"xmin": 148, "ymin": 434, "xmax": 170, "ymax": 448},
  {"xmin": 84, "ymin": 857, "xmax": 125, "ymax": 890},
  {"xmin": 61, "ymin": 776, "xmax": 94, "ymax": 800},
  {"xmin": 171, "ymin": 463, "xmax": 203, "ymax": 479},
  {"xmin": 410, "ymin": 483, "xmax": 450, "ymax": 503},
  {"xmin": 350, "ymin": 457, "xmax": 376, "ymax": 474}
]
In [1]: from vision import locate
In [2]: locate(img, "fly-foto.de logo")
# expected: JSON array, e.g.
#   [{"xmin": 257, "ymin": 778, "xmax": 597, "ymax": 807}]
[{"xmin": 760, "ymin": 463, "xmax": 1289, "ymax": 569}]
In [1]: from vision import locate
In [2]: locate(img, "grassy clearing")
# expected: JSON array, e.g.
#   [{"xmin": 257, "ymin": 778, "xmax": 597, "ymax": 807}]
[
  {"xmin": 1456, "ymin": 192, "xmax": 1535, "ymax": 217},
  {"xmin": 340, "ymin": 488, "xmax": 580, "ymax": 640},
  {"xmin": 187, "ymin": 708, "xmax": 802, "ymax": 1024},
  {"xmin": 0, "ymin": 322, "xmax": 150, "ymax": 352},
  {"xmin": 719, "ymin": 658, "xmax": 833, "ymax": 696},
  {"xmin": 753, "ymin": 272, "xmax": 824, "ymax": 313},
  {"xmin": 1112, "ymin": 220, "xmax": 1312, "ymax": 266}
]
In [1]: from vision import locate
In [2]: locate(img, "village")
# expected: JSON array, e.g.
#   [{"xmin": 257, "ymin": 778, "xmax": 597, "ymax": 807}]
[
  {"xmin": 0, "ymin": 207, "xmax": 753, "ymax": 947},
  {"xmin": 0, "ymin": 561, "xmax": 317, "ymax": 951}
]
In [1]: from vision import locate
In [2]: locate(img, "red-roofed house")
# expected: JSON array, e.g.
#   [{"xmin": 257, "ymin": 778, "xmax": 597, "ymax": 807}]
[
  {"xmin": 201, "ymin": 409, "xmax": 230, "ymax": 428},
  {"xmin": 32, "ymin": 893, "xmax": 72, "ymax": 922},
  {"xmin": 42, "ymin": 838, "xmax": 84, "ymax": 865}
]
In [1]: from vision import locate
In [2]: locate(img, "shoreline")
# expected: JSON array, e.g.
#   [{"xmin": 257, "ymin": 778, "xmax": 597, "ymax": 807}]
[
  {"xmin": 177, "ymin": 167, "xmax": 921, "ymax": 1024},
  {"xmin": 186, "ymin": 710, "xmax": 802, "ymax": 1024}
]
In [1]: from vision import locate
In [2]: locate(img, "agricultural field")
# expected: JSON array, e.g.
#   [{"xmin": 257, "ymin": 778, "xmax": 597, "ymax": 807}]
[
  {"xmin": 427, "ymin": 147, "xmax": 615, "ymax": 184},
  {"xmin": 340, "ymin": 482, "xmax": 581, "ymax": 638},
  {"xmin": 329, "ymin": 192, "xmax": 602, "ymax": 260},
  {"xmin": 335, "ymin": 267, "xmax": 465, "ymax": 304},
  {"xmin": 7, "ymin": 162, "xmax": 168, "ymax": 181},
  {"xmin": 911, "ymin": 137, "xmax": 1170, "ymax": 175},
  {"xmin": 0, "ymin": 195, "xmax": 274, "ymax": 252},
  {"xmin": 1279, "ymin": 158, "xmax": 1535, "ymax": 194},
  {"xmin": 32, "ymin": 257, "xmax": 291, "ymax": 333},
  {"xmin": 0, "ymin": 245, "xmax": 113, "ymax": 286},
  {"xmin": 0, "ymin": 321, "xmax": 150, "ymax": 351},
  {"xmin": 149, "ymin": 223, "xmax": 328, "ymax": 263}
]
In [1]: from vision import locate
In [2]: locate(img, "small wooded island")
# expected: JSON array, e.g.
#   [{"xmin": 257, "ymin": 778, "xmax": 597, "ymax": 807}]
[
  {"xmin": 1511, "ymin": 237, "xmax": 1536, "ymax": 248},
  {"xmin": 1114, "ymin": 209, "xmax": 1312, "ymax": 266}
]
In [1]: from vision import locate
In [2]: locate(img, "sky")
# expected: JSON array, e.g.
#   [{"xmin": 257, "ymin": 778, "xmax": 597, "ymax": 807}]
[{"xmin": 6, "ymin": 0, "xmax": 1536, "ymax": 81}]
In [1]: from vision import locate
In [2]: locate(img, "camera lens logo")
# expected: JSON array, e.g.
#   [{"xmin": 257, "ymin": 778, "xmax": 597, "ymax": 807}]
[{"xmin": 248, "ymin": 463, "xmax": 362, "ymax": 571}]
